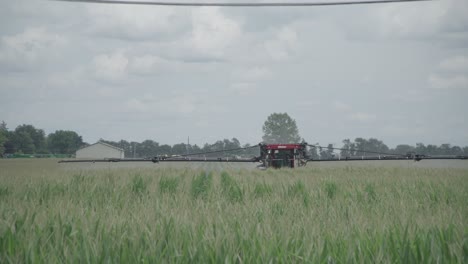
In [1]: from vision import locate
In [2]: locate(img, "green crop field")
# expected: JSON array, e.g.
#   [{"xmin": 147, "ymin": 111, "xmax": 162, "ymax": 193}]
[{"xmin": 0, "ymin": 159, "xmax": 467, "ymax": 263}]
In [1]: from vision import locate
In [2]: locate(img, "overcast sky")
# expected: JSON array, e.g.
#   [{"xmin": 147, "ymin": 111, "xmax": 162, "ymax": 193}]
[{"xmin": 0, "ymin": 0, "xmax": 467, "ymax": 147}]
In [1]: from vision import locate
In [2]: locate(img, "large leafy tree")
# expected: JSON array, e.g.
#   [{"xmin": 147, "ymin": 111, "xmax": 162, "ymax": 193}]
[
  {"xmin": 158, "ymin": 144, "xmax": 172, "ymax": 156},
  {"xmin": 262, "ymin": 113, "xmax": 301, "ymax": 143},
  {"xmin": 138, "ymin": 140, "xmax": 159, "ymax": 157},
  {"xmin": 172, "ymin": 143, "xmax": 188, "ymax": 155},
  {"xmin": 393, "ymin": 144, "xmax": 415, "ymax": 155},
  {"xmin": 48, "ymin": 130, "xmax": 84, "ymax": 154},
  {"xmin": 11, "ymin": 131, "xmax": 35, "ymax": 154},
  {"xmin": 353, "ymin": 138, "xmax": 389, "ymax": 156},
  {"xmin": 13, "ymin": 124, "xmax": 47, "ymax": 153}
]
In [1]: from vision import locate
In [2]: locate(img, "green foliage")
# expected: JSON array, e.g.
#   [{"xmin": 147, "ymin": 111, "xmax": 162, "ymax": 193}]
[
  {"xmin": 11, "ymin": 131, "xmax": 35, "ymax": 154},
  {"xmin": 38, "ymin": 183, "xmax": 67, "ymax": 204},
  {"xmin": 0, "ymin": 160, "xmax": 466, "ymax": 263},
  {"xmin": 220, "ymin": 171, "xmax": 243, "ymax": 203},
  {"xmin": 191, "ymin": 171, "xmax": 212, "ymax": 200},
  {"xmin": 0, "ymin": 186, "xmax": 10, "ymax": 198},
  {"xmin": 253, "ymin": 182, "xmax": 272, "ymax": 199},
  {"xmin": 0, "ymin": 121, "xmax": 7, "ymax": 156},
  {"xmin": 262, "ymin": 113, "xmax": 301, "ymax": 143},
  {"xmin": 287, "ymin": 180, "xmax": 310, "ymax": 206},
  {"xmin": 0, "ymin": 135, "xmax": 5, "ymax": 156},
  {"xmin": 364, "ymin": 183, "xmax": 377, "ymax": 202},
  {"xmin": 131, "ymin": 174, "xmax": 148, "ymax": 195},
  {"xmin": 342, "ymin": 138, "xmax": 389, "ymax": 156},
  {"xmin": 158, "ymin": 176, "xmax": 179, "ymax": 195},
  {"xmin": 47, "ymin": 130, "xmax": 84, "ymax": 154},
  {"xmin": 324, "ymin": 181, "xmax": 337, "ymax": 199},
  {"xmin": 287, "ymin": 180, "xmax": 306, "ymax": 198},
  {"xmin": 12, "ymin": 124, "xmax": 46, "ymax": 154}
]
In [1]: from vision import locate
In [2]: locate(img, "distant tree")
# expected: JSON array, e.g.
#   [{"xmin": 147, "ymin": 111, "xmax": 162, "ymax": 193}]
[
  {"xmin": 319, "ymin": 144, "xmax": 334, "ymax": 159},
  {"xmin": 138, "ymin": 140, "xmax": 159, "ymax": 157},
  {"xmin": 0, "ymin": 121, "xmax": 6, "ymax": 131},
  {"xmin": 393, "ymin": 144, "xmax": 415, "ymax": 155},
  {"xmin": 340, "ymin": 139, "xmax": 356, "ymax": 156},
  {"xmin": 438, "ymin": 144, "xmax": 452, "ymax": 155},
  {"xmin": 11, "ymin": 131, "xmax": 35, "ymax": 154},
  {"xmin": 117, "ymin": 140, "xmax": 132, "ymax": 157},
  {"xmin": 425, "ymin": 144, "xmax": 439, "ymax": 155},
  {"xmin": 159, "ymin": 144, "xmax": 172, "ymax": 156},
  {"xmin": 48, "ymin": 130, "xmax": 84, "ymax": 154},
  {"xmin": 450, "ymin": 146, "xmax": 463, "ymax": 155},
  {"xmin": 352, "ymin": 138, "xmax": 389, "ymax": 156},
  {"xmin": 241, "ymin": 143, "xmax": 259, "ymax": 157},
  {"xmin": 0, "ymin": 134, "xmax": 5, "ymax": 156},
  {"xmin": 3, "ymin": 131, "xmax": 15, "ymax": 154},
  {"xmin": 190, "ymin": 144, "xmax": 201, "ymax": 154},
  {"xmin": 172, "ymin": 143, "xmax": 188, "ymax": 155},
  {"xmin": 0, "ymin": 121, "xmax": 7, "ymax": 156},
  {"xmin": 308, "ymin": 146, "xmax": 320, "ymax": 159},
  {"xmin": 262, "ymin": 113, "xmax": 301, "ymax": 144},
  {"xmin": 415, "ymin": 143, "xmax": 426, "ymax": 155},
  {"xmin": 13, "ymin": 124, "xmax": 47, "ymax": 153}
]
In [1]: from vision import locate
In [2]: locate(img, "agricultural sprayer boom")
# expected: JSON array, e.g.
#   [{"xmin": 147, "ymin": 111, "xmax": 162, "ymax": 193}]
[{"xmin": 59, "ymin": 143, "xmax": 467, "ymax": 169}]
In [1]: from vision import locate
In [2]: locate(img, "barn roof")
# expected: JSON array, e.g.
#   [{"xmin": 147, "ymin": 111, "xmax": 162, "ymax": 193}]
[{"xmin": 77, "ymin": 141, "xmax": 124, "ymax": 152}]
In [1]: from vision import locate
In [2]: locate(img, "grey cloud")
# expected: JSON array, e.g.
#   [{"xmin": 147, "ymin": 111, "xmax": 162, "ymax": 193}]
[
  {"xmin": 0, "ymin": 27, "xmax": 67, "ymax": 71},
  {"xmin": 83, "ymin": 5, "xmax": 192, "ymax": 41},
  {"xmin": 335, "ymin": 0, "xmax": 468, "ymax": 43},
  {"xmin": 1, "ymin": 0, "xmax": 467, "ymax": 147}
]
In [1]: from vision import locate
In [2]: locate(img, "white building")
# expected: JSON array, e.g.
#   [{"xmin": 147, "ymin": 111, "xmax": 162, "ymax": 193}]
[{"xmin": 76, "ymin": 142, "xmax": 124, "ymax": 159}]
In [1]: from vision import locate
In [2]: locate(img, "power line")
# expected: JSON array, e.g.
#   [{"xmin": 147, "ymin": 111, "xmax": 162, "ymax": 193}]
[{"xmin": 53, "ymin": 0, "xmax": 433, "ymax": 7}]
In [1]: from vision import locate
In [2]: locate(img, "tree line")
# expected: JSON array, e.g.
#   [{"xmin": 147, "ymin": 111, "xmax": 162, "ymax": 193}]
[
  {"xmin": 1, "ymin": 119, "xmax": 467, "ymax": 158},
  {"xmin": 0, "ymin": 122, "xmax": 83, "ymax": 156},
  {"xmin": 0, "ymin": 122, "xmax": 258, "ymax": 158},
  {"xmin": 308, "ymin": 138, "xmax": 468, "ymax": 160}
]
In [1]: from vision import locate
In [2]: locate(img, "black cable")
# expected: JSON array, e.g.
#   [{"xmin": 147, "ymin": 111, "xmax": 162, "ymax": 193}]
[{"xmin": 53, "ymin": 0, "xmax": 433, "ymax": 7}]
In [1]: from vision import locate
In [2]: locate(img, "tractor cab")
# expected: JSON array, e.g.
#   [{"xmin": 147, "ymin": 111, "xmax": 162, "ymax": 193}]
[{"xmin": 259, "ymin": 143, "xmax": 308, "ymax": 169}]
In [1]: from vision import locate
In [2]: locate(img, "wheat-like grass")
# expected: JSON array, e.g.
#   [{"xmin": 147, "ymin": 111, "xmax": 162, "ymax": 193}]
[{"xmin": 0, "ymin": 159, "xmax": 466, "ymax": 263}]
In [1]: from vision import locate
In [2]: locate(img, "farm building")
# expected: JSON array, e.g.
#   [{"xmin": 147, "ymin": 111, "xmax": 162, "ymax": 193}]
[{"xmin": 76, "ymin": 142, "xmax": 124, "ymax": 159}]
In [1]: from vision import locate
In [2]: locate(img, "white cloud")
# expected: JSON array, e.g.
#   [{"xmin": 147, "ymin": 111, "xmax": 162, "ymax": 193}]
[
  {"xmin": 439, "ymin": 55, "xmax": 468, "ymax": 73},
  {"xmin": 92, "ymin": 51, "xmax": 129, "ymax": 80},
  {"xmin": 232, "ymin": 66, "xmax": 272, "ymax": 81},
  {"xmin": 428, "ymin": 55, "xmax": 468, "ymax": 90},
  {"xmin": 349, "ymin": 112, "xmax": 376, "ymax": 122},
  {"xmin": 429, "ymin": 74, "xmax": 468, "ymax": 90},
  {"xmin": 0, "ymin": 27, "xmax": 65, "ymax": 70},
  {"xmin": 333, "ymin": 101, "xmax": 351, "ymax": 111},
  {"xmin": 339, "ymin": 0, "xmax": 468, "ymax": 41},
  {"xmin": 85, "ymin": 5, "xmax": 188, "ymax": 39},
  {"xmin": 124, "ymin": 91, "xmax": 223, "ymax": 117},
  {"xmin": 229, "ymin": 82, "xmax": 256, "ymax": 96},
  {"xmin": 243, "ymin": 66, "xmax": 272, "ymax": 81},
  {"xmin": 128, "ymin": 55, "xmax": 179, "ymax": 75},
  {"xmin": 373, "ymin": 2, "xmax": 446, "ymax": 38},
  {"xmin": 228, "ymin": 66, "xmax": 272, "ymax": 96},
  {"xmin": 125, "ymin": 98, "xmax": 148, "ymax": 112},
  {"xmin": 1, "ymin": 0, "xmax": 468, "ymax": 147},
  {"xmin": 264, "ymin": 26, "xmax": 298, "ymax": 60},
  {"xmin": 190, "ymin": 7, "xmax": 242, "ymax": 57}
]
